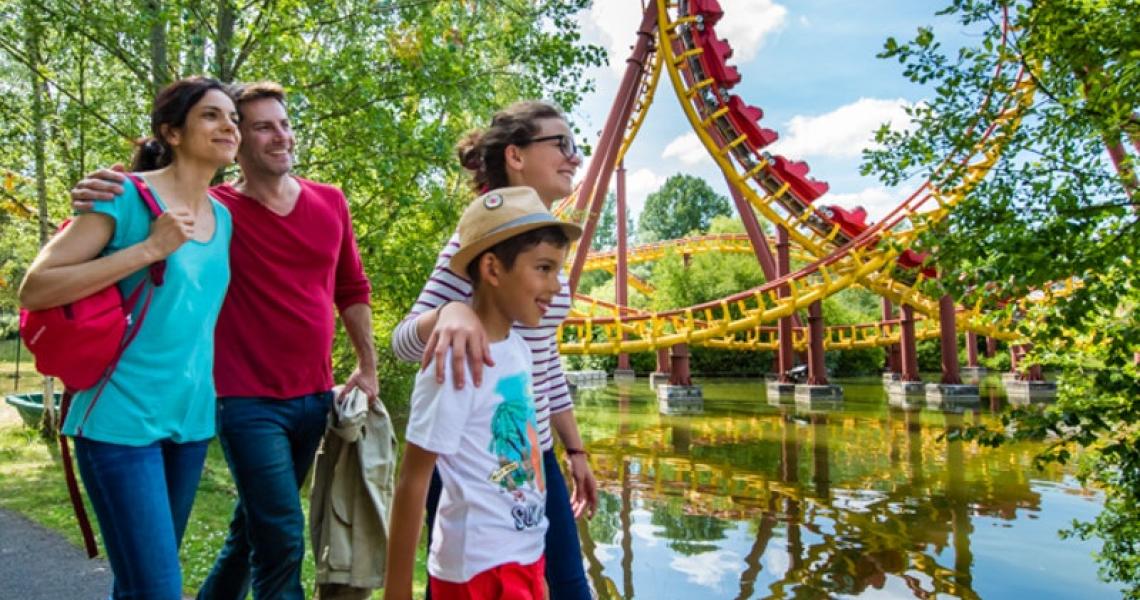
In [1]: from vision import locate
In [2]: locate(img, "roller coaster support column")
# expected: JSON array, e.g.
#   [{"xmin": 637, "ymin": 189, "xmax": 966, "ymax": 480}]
[
  {"xmin": 900, "ymin": 305, "xmax": 920, "ymax": 382},
  {"xmin": 806, "ymin": 302, "xmax": 826, "ymax": 385},
  {"xmin": 657, "ymin": 342, "xmax": 702, "ymax": 414},
  {"xmin": 776, "ymin": 226, "xmax": 795, "ymax": 379},
  {"xmin": 926, "ymin": 294, "xmax": 979, "ymax": 407},
  {"xmin": 795, "ymin": 300, "xmax": 842, "ymax": 404},
  {"xmin": 669, "ymin": 345, "xmax": 691, "ymax": 386},
  {"xmin": 1004, "ymin": 344, "xmax": 1056, "ymax": 402},
  {"xmin": 888, "ymin": 304, "xmax": 925, "ymax": 407},
  {"xmin": 1008, "ymin": 345, "xmax": 1044, "ymax": 381},
  {"xmin": 569, "ymin": 5, "xmax": 657, "ymax": 294},
  {"xmin": 961, "ymin": 331, "xmax": 986, "ymax": 379},
  {"xmin": 938, "ymin": 295, "xmax": 963, "ymax": 385},
  {"xmin": 766, "ymin": 226, "xmax": 796, "ymax": 402},
  {"xmin": 650, "ymin": 347, "xmax": 671, "ymax": 389},
  {"xmin": 881, "ymin": 298, "xmax": 901, "ymax": 380},
  {"xmin": 657, "ymin": 248, "xmax": 701, "ymax": 412},
  {"xmin": 613, "ymin": 161, "xmax": 635, "ymax": 382}
]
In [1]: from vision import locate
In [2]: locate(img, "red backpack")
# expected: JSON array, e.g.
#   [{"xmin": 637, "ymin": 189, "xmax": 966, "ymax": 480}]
[{"xmin": 18, "ymin": 173, "xmax": 166, "ymax": 557}]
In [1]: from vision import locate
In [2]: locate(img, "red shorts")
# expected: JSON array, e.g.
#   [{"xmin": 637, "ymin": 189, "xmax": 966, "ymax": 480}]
[{"xmin": 429, "ymin": 555, "xmax": 546, "ymax": 600}]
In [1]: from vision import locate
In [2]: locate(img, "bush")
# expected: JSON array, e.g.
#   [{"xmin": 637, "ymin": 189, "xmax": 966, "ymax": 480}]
[{"xmin": 826, "ymin": 347, "xmax": 886, "ymax": 377}]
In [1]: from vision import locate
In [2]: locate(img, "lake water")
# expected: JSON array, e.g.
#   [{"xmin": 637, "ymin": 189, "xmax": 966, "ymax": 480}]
[{"xmin": 569, "ymin": 375, "xmax": 1119, "ymax": 599}]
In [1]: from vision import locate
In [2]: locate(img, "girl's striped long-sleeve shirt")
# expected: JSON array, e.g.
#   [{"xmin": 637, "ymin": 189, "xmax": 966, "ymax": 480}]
[{"xmin": 391, "ymin": 232, "xmax": 573, "ymax": 451}]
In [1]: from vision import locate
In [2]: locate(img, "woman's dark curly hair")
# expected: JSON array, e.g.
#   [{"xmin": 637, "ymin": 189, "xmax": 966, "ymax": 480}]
[
  {"xmin": 455, "ymin": 100, "xmax": 566, "ymax": 193},
  {"xmin": 131, "ymin": 76, "xmax": 232, "ymax": 171}
]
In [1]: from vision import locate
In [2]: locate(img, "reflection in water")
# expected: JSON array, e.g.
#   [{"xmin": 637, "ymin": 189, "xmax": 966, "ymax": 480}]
[{"xmin": 571, "ymin": 377, "xmax": 1117, "ymax": 599}]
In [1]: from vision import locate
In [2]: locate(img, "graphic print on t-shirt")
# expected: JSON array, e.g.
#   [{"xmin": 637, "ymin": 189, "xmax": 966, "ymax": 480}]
[{"xmin": 487, "ymin": 372, "xmax": 546, "ymax": 530}]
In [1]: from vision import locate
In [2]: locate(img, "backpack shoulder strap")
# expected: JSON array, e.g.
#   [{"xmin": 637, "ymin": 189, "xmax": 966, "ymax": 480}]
[
  {"xmin": 122, "ymin": 173, "xmax": 166, "ymax": 286},
  {"xmin": 57, "ymin": 391, "xmax": 100, "ymax": 558},
  {"xmin": 122, "ymin": 173, "xmax": 163, "ymax": 219}
]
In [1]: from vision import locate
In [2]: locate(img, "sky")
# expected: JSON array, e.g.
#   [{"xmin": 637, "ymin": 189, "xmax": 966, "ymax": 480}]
[{"xmin": 568, "ymin": 1, "xmax": 982, "ymax": 225}]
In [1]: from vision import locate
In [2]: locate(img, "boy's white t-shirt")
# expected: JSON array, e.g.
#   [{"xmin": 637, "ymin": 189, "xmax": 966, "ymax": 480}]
[{"xmin": 406, "ymin": 331, "xmax": 548, "ymax": 583}]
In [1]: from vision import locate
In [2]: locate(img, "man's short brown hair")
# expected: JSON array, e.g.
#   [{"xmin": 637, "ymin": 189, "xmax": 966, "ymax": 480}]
[{"xmin": 231, "ymin": 81, "xmax": 286, "ymax": 117}]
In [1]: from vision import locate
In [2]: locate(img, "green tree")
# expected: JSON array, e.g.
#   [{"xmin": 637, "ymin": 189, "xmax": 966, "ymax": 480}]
[
  {"xmin": 0, "ymin": 0, "xmax": 604, "ymax": 350},
  {"xmin": 590, "ymin": 192, "xmax": 635, "ymax": 251},
  {"xmin": 637, "ymin": 173, "xmax": 731, "ymax": 242},
  {"xmin": 863, "ymin": 1, "xmax": 1139, "ymax": 592},
  {"xmin": 822, "ymin": 287, "xmax": 887, "ymax": 376}
]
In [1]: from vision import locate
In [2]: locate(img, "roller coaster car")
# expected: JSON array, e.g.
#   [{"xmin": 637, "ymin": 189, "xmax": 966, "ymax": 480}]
[
  {"xmin": 686, "ymin": 0, "xmax": 724, "ymax": 26},
  {"xmin": 784, "ymin": 364, "xmax": 830, "ymax": 384},
  {"xmin": 727, "ymin": 95, "xmax": 778, "ymax": 151},
  {"xmin": 819, "ymin": 205, "xmax": 870, "ymax": 238},
  {"xmin": 898, "ymin": 249, "xmax": 938, "ymax": 278},
  {"xmin": 815, "ymin": 204, "xmax": 871, "ymax": 245},
  {"xmin": 691, "ymin": 25, "xmax": 741, "ymax": 89},
  {"xmin": 767, "ymin": 155, "xmax": 830, "ymax": 203}
]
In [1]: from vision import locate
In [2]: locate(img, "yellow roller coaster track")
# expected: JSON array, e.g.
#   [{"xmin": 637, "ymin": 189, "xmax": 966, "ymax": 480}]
[
  {"xmin": 581, "ymin": 233, "xmax": 816, "ymax": 273},
  {"xmin": 553, "ymin": 45, "xmax": 664, "ymax": 221},
  {"xmin": 578, "ymin": 233, "xmax": 815, "ymax": 295},
  {"xmin": 554, "ymin": 1, "xmax": 1035, "ymax": 355}
]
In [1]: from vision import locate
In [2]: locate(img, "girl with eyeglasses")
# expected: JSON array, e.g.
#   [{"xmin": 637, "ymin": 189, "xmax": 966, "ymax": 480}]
[{"xmin": 391, "ymin": 100, "xmax": 596, "ymax": 600}]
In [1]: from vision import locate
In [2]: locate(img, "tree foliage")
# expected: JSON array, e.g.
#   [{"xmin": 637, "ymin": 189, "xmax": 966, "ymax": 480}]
[
  {"xmin": 863, "ymin": 1, "xmax": 1140, "ymax": 592},
  {"xmin": 637, "ymin": 173, "xmax": 732, "ymax": 242},
  {"xmin": 590, "ymin": 192, "xmax": 635, "ymax": 251},
  {"xmin": 0, "ymin": 1, "xmax": 605, "ymax": 378}
]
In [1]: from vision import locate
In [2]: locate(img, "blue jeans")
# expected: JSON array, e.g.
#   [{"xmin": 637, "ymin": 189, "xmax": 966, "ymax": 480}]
[
  {"xmin": 197, "ymin": 392, "xmax": 333, "ymax": 600},
  {"xmin": 425, "ymin": 449, "xmax": 590, "ymax": 600},
  {"xmin": 75, "ymin": 436, "xmax": 209, "ymax": 600}
]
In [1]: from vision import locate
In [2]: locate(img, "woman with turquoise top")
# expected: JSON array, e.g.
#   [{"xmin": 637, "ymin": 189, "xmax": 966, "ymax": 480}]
[{"xmin": 19, "ymin": 76, "xmax": 238, "ymax": 600}]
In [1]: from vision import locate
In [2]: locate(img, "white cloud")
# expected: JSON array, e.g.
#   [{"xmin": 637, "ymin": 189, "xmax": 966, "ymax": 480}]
[
  {"xmin": 625, "ymin": 167, "xmax": 669, "ymax": 220},
  {"xmin": 823, "ymin": 185, "xmax": 900, "ymax": 221},
  {"xmin": 764, "ymin": 543, "xmax": 789, "ymax": 577},
  {"xmin": 584, "ymin": 2, "xmax": 649, "ymax": 73},
  {"xmin": 671, "ymin": 549, "xmax": 741, "ymax": 589},
  {"xmin": 591, "ymin": 543, "xmax": 617, "ymax": 563},
  {"xmin": 717, "ymin": 0, "xmax": 789, "ymax": 63},
  {"xmin": 799, "ymin": 15, "xmax": 811, "ymax": 27},
  {"xmin": 662, "ymin": 133, "xmax": 710, "ymax": 166},
  {"xmin": 768, "ymin": 97, "xmax": 916, "ymax": 159},
  {"xmin": 585, "ymin": 0, "xmax": 787, "ymax": 72},
  {"xmin": 629, "ymin": 522, "xmax": 665, "ymax": 549}
]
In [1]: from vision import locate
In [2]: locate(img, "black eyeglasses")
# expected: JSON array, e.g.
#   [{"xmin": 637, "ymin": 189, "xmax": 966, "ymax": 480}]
[{"xmin": 524, "ymin": 134, "xmax": 579, "ymax": 159}]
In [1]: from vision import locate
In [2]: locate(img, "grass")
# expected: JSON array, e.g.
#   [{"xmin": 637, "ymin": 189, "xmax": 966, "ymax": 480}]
[{"xmin": 0, "ymin": 412, "xmax": 426, "ymax": 598}]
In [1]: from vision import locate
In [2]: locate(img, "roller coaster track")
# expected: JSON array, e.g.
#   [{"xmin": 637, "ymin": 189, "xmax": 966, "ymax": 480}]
[
  {"xmin": 582, "ymin": 233, "xmax": 815, "ymax": 273},
  {"xmin": 553, "ymin": 42, "xmax": 664, "ymax": 221},
  {"xmin": 580, "ymin": 232, "xmax": 814, "ymax": 295},
  {"xmin": 555, "ymin": 1, "xmax": 1035, "ymax": 355},
  {"xmin": 572, "ymin": 228, "xmax": 1076, "ymax": 351}
]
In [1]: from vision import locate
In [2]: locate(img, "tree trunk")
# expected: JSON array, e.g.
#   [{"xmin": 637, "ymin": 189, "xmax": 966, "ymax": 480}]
[
  {"xmin": 24, "ymin": 0, "xmax": 57, "ymax": 435},
  {"xmin": 147, "ymin": 0, "xmax": 169, "ymax": 93},
  {"xmin": 24, "ymin": 4, "xmax": 49, "ymax": 248},
  {"xmin": 216, "ymin": 0, "xmax": 236, "ymax": 81}
]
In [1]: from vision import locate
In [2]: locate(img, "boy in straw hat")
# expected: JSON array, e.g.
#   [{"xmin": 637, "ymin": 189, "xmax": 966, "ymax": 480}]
[{"xmin": 385, "ymin": 187, "xmax": 582, "ymax": 600}]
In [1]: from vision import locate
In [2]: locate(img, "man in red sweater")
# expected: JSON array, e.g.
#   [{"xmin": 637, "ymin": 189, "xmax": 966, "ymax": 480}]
[{"xmin": 71, "ymin": 82, "xmax": 376, "ymax": 600}]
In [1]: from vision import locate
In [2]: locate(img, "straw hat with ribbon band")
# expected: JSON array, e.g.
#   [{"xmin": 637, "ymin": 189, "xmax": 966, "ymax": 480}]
[{"xmin": 449, "ymin": 186, "xmax": 582, "ymax": 278}]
